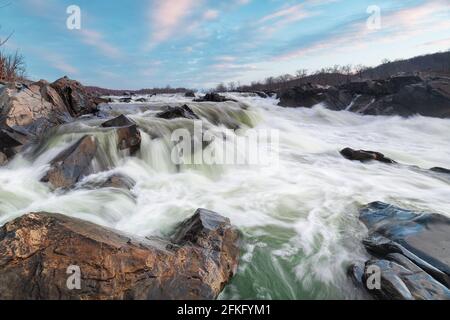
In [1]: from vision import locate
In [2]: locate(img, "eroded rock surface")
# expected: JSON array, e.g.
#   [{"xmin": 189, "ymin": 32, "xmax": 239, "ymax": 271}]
[
  {"xmin": 41, "ymin": 135, "xmax": 97, "ymax": 189},
  {"xmin": 0, "ymin": 208, "xmax": 240, "ymax": 300},
  {"xmin": 349, "ymin": 202, "xmax": 450, "ymax": 300},
  {"xmin": 101, "ymin": 115, "xmax": 141, "ymax": 154}
]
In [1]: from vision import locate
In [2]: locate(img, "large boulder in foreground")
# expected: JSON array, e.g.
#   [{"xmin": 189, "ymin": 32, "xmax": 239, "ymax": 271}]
[
  {"xmin": 349, "ymin": 202, "xmax": 450, "ymax": 300},
  {"xmin": 50, "ymin": 76, "xmax": 98, "ymax": 117},
  {"xmin": 41, "ymin": 135, "xmax": 97, "ymax": 189},
  {"xmin": 101, "ymin": 115, "xmax": 141, "ymax": 154},
  {"xmin": 0, "ymin": 209, "xmax": 240, "ymax": 300}
]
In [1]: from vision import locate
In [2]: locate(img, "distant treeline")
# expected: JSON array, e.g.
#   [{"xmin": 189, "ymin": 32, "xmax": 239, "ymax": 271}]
[
  {"xmin": 217, "ymin": 50, "xmax": 450, "ymax": 92},
  {"xmin": 85, "ymin": 86, "xmax": 196, "ymax": 96}
]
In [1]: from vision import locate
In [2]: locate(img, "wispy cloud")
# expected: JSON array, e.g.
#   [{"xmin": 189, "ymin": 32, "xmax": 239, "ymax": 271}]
[
  {"xmin": 148, "ymin": 0, "xmax": 203, "ymax": 46},
  {"xmin": 79, "ymin": 29, "xmax": 123, "ymax": 59}
]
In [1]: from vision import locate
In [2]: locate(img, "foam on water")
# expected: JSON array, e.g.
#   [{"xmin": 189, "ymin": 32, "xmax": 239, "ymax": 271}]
[{"xmin": 0, "ymin": 93, "xmax": 449, "ymax": 299}]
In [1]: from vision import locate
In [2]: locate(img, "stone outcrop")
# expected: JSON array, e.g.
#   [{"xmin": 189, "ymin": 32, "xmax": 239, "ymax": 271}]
[
  {"xmin": 41, "ymin": 135, "xmax": 97, "ymax": 189},
  {"xmin": 195, "ymin": 93, "xmax": 236, "ymax": 103},
  {"xmin": 101, "ymin": 115, "xmax": 141, "ymax": 154},
  {"xmin": 0, "ymin": 209, "xmax": 240, "ymax": 300},
  {"xmin": 348, "ymin": 202, "xmax": 450, "ymax": 300},
  {"xmin": 50, "ymin": 76, "xmax": 98, "ymax": 117},
  {"xmin": 340, "ymin": 148, "xmax": 397, "ymax": 164},
  {"xmin": 156, "ymin": 105, "xmax": 200, "ymax": 120},
  {"xmin": 278, "ymin": 75, "xmax": 450, "ymax": 118}
]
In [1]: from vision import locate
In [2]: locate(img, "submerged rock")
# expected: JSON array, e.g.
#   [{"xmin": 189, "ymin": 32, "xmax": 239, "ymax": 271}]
[
  {"xmin": 349, "ymin": 202, "xmax": 450, "ymax": 300},
  {"xmin": 340, "ymin": 147, "xmax": 397, "ymax": 164},
  {"xmin": 101, "ymin": 115, "xmax": 141, "ymax": 154},
  {"xmin": 41, "ymin": 135, "xmax": 97, "ymax": 189},
  {"xmin": 79, "ymin": 173, "xmax": 136, "ymax": 191},
  {"xmin": 430, "ymin": 167, "xmax": 450, "ymax": 175},
  {"xmin": 0, "ymin": 209, "xmax": 240, "ymax": 300},
  {"xmin": 156, "ymin": 105, "xmax": 200, "ymax": 120}
]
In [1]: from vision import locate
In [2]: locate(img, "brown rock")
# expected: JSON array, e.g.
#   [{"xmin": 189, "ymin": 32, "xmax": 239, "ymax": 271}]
[
  {"xmin": 0, "ymin": 209, "xmax": 240, "ymax": 300},
  {"xmin": 50, "ymin": 76, "xmax": 97, "ymax": 117},
  {"xmin": 0, "ymin": 151, "xmax": 7, "ymax": 166},
  {"xmin": 340, "ymin": 147, "xmax": 396, "ymax": 164},
  {"xmin": 101, "ymin": 115, "xmax": 141, "ymax": 154},
  {"xmin": 41, "ymin": 135, "xmax": 97, "ymax": 189}
]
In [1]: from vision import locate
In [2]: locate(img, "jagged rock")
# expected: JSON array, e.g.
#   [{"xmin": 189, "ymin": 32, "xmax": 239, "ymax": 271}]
[
  {"xmin": 101, "ymin": 115, "xmax": 141, "ymax": 154},
  {"xmin": 349, "ymin": 202, "xmax": 450, "ymax": 300},
  {"xmin": 278, "ymin": 84, "xmax": 351, "ymax": 109},
  {"xmin": 340, "ymin": 148, "xmax": 396, "ymax": 164},
  {"xmin": 0, "ymin": 209, "xmax": 240, "ymax": 300},
  {"xmin": 41, "ymin": 135, "xmax": 97, "ymax": 189},
  {"xmin": 156, "ymin": 105, "xmax": 199, "ymax": 120},
  {"xmin": 0, "ymin": 80, "xmax": 70, "ymax": 135},
  {"xmin": 431, "ymin": 167, "xmax": 450, "ymax": 174},
  {"xmin": 195, "ymin": 93, "xmax": 236, "ymax": 103},
  {"xmin": 278, "ymin": 75, "xmax": 450, "ymax": 118},
  {"xmin": 184, "ymin": 91, "xmax": 196, "ymax": 98},
  {"xmin": 50, "ymin": 76, "xmax": 98, "ymax": 117}
]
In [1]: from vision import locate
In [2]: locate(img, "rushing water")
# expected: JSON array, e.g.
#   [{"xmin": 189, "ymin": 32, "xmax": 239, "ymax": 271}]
[{"xmin": 1, "ymin": 93, "xmax": 449, "ymax": 299}]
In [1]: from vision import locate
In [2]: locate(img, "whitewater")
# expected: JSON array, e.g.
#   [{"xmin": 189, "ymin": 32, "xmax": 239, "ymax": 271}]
[{"xmin": 0, "ymin": 93, "xmax": 449, "ymax": 299}]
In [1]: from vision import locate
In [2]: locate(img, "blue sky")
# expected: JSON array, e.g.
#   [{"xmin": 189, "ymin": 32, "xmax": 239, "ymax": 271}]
[{"xmin": 1, "ymin": 0, "xmax": 449, "ymax": 89}]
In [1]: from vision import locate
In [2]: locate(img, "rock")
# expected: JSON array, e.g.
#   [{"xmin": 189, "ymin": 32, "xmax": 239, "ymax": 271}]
[
  {"xmin": 0, "ymin": 151, "xmax": 7, "ymax": 166},
  {"xmin": 349, "ymin": 202, "xmax": 450, "ymax": 300},
  {"xmin": 361, "ymin": 258, "xmax": 450, "ymax": 300},
  {"xmin": 0, "ymin": 209, "xmax": 240, "ymax": 300},
  {"xmin": 50, "ymin": 76, "xmax": 98, "ymax": 117},
  {"xmin": 0, "ymin": 80, "xmax": 70, "ymax": 136},
  {"xmin": 0, "ymin": 125, "xmax": 29, "ymax": 159},
  {"xmin": 184, "ymin": 91, "xmax": 196, "ymax": 98},
  {"xmin": 340, "ymin": 148, "xmax": 396, "ymax": 164},
  {"xmin": 41, "ymin": 135, "xmax": 97, "ymax": 189},
  {"xmin": 135, "ymin": 98, "xmax": 147, "ymax": 103},
  {"xmin": 430, "ymin": 167, "xmax": 450, "ymax": 174},
  {"xmin": 195, "ymin": 93, "xmax": 235, "ymax": 103},
  {"xmin": 101, "ymin": 115, "xmax": 141, "ymax": 154},
  {"xmin": 278, "ymin": 75, "xmax": 450, "ymax": 118},
  {"xmin": 156, "ymin": 105, "xmax": 200, "ymax": 120},
  {"xmin": 79, "ymin": 174, "xmax": 135, "ymax": 191},
  {"xmin": 278, "ymin": 84, "xmax": 351, "ymax": 110},
  {"xmin": 254, "ymin": 91, "xmax": 268, "ymax": 98},
  {"xmin": 119, "ymin": 97, "xmax": 132, "ymax": 103}
]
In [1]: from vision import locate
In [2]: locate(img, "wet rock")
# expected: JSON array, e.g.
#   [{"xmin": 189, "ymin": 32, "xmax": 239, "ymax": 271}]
[
  {"xmin": 184, "ymin": 91, "xmax": 196, "ymax": 98},
  {"xmin": 340, "ymin": 147, "xmax": 397, "ymax": 164},
  {"xmin": 430, "ymin": 167, "xmax": 450, "ymax": 174},
  {"xmin": 41, "ymin": 135, "xmax": 97, "ymax": 189},
  {"xmin": 79, "ymin": 173, "xmax": 136, "ymax": 191},
  {"xmin": 101, "ymin": 115, "xmax": 141, "ymax": 154},
  {"xmin": 0, "ymin": 209, "xmax": 240, "ymax": 300},
  {"xmin": 349, "ymin": 202, "xmax": 450, "ymax": 300},
  {"xmin": 119, "ymin": 97, "xmax": 132, "ymax": 103},
  {"xmin": 195, "ymin": 93, "xmax": 236, "ymax": 103},
  {"xmin": 50, "ymin": 76, "xmax": 98, "ymax": 117},
  {"xmin": 254, "ymin": 91, "xmax": 268, "ymax": 98},
  {"xmin": 135, "ymin": 98, "xmax": 147, "ymax": 103},
  {"xmin": 278, "ymin": 84, "xmax": 351, "ymax": 110},
  {"xmin": 156, "ymin": 105, "xmax": 200, "ymax": 120},
  {"xmin": 278, "ymin": 75, "xmax": 450, "ymax": 118}
]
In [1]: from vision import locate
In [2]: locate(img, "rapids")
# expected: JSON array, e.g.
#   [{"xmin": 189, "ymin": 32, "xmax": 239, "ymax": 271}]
[{"xmin": 0, "ymin": 93, "xmax": 449, "ymax": 299}]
